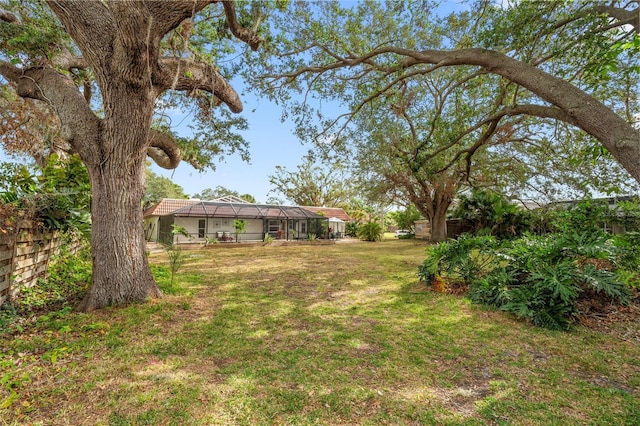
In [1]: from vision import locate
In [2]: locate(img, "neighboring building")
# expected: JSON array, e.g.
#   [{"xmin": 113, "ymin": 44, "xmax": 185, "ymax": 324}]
[{"xmin": 143, "ymin": 198, "xmax": 351, "ymax": 244}]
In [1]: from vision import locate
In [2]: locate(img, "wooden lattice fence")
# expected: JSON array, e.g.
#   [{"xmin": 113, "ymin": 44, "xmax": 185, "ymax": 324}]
[{"xmin": 0, "ymin": 222, "xmax": 82, "ymax": 306}]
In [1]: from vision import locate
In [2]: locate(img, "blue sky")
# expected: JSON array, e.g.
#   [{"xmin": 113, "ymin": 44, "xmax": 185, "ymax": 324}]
[{"xmin": 150, "ymin": 85, "xmax": 309, "ymax": 203}]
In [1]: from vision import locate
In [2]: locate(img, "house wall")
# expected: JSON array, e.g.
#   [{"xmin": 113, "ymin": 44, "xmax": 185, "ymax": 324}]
[
  {"xmin": 173, "ymin": 217, "xmax": 264, "ymax": 243},
  {"xmin": 414, "ymin": 220, "xmax": 431, "ymax": 240},
  {"xmin": 144, "ymin": 216, "xmax": 160, "ymax": 242}
]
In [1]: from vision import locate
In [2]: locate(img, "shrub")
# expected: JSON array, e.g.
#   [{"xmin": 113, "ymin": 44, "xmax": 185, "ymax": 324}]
[
  {"xmin": 420, "ymin": 226, "xmax": 635, "ymax": 330},
  {"xmin": 358, "ymin": 221, "xmax": 383, "ymax": 242},
  {"xmin": 345, "ymin": 221, "xmax": 359, "ymax": 237},
  {"xmin": 551, "ymin": 198, "xmax": 610, "ymax": 235},
  {"xmin": 0, "ymin": 155, "xmax": 91, "ymax": 235},
  {"xmin": 418, "ymin": 234, "xmax": 497, "ymax": 284},
  {"xmin": 451, "ymin": 189, "xmax": 531, "ymax": 239},
  {"xmin": 469, "ymin": 231, "xmax": 632, "ymax": 330},
  {"xmin": 161, "ymin": 224, "xmax": 191, "ymax": 289}
]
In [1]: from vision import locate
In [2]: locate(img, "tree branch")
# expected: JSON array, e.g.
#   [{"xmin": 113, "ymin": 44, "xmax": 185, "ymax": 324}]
[
  {"xmin": 5, "ymin": 64, "xmax": 100, "ymax": 166},
  {"xmin": 46, "ymin": 0, "xmax": 115, "ymax": 68},
  {"xmin": 221, "ymin": 1, "xmax": 262, "ymax": 51},
  {"xmin": 592, "ymin": 5, "xmax": 639, "ymax": 33},
  {"xmin": 0, "ymin": 60, "xmax": 22, "ymax": 83},
  {"xmin": 144, "ymin": 0, "xmax": 213, "ymax": 36},
  {"xmin": 155, "ymin": 58, "xmax": 242, "ymax": 112},
  {"xmin": 148, "ymin": 129, "xmax": 182, "ymax": 169},
  {"xmin": 55, "ymin": 51, "xmax": 88, "ymax": 71},
  {"xmin": 278, "ymin": 44, "xmax": 640, "ymax": 180},
  {"xmin": 425, "ymin": 103, "xmax": 575, "ymax": 170},
  {"xmin": 0, "ymin": 8, "xmax": 21, "ymax": 23}
]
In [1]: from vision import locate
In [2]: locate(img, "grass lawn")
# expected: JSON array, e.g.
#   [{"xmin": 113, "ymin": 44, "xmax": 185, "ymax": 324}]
[{"xmin": 1, "ymin": 239, "xmax": 638, "ymax": 425}]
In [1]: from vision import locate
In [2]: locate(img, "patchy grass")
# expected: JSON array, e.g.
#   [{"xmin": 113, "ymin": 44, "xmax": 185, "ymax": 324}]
[{"xmin": 1, "ymin": 239, "xmax": 638, "ymax": 425}]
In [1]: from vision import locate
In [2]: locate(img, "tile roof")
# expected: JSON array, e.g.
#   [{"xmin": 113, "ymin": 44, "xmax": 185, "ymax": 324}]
[
  {"xmin": 143, "ymin": 199, "xmax": 199, "ymax": 217},
  {"xmin": 300, "ymin": 206, "xmax": 352, "ymax": 222}
]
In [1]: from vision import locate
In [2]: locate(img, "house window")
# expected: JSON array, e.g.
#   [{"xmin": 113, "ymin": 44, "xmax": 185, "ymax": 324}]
[
  {"xmin": 198, "ymin": 219, "xmax": 206, "ymax": 238},
  {"xmin": 268, "ymin": 220, "xmax": 280, "ymax": 233},
  {"xmin": 300, "ymin": 222, "xmax": 307, "ymax": 233}
]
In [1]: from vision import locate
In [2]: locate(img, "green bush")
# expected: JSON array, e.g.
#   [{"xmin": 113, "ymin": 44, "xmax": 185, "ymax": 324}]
[
  {"xmin": 551, "ymin": 198, "xmax": 611, "ymax": 235},
  {"xmin": 418, "ymin": 234, "xmax": 497, "ymax": 284},
  {"xmin": 469, "ymin": 231, "xmax": 632, "ymax": 330},
  {"xmin": 0, "ymin": 155, "xmax": 91, "ymax": 235},
  {"xmin": 450, "ymin": 189, "xmax": 531, "ymax": 239},
  {"xmin": 345, "ymin": 221, "xmax": 359, "ymax": 237},
  {"xmin": 420, "ymin": 220, "xmax": 637, "ymax": 330},
  {"xmin": 357, "ymin": 221, "xmax": 383, "ymax": 242}
]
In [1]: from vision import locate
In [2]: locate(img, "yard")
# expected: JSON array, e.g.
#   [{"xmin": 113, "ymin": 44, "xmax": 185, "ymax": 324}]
[{"xmin": 1, "ymin": 239, "xmax": 638, "ymax": 425}]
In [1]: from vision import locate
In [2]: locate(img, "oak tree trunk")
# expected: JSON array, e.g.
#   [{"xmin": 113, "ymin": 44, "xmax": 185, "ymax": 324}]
[
  {"xmin": 77, "ymin": 85, "xmax": 161, "ymax": 311},
  {"xmin": 429, "ymin": 207, "xmax": 449, "ymax": 243},
  {"xmin": 411, "ymin": 181, "xmax": 455, "ymax": 243},
  {"xmin": 78, "ymin": 159, "xmax": 160, "ymax": 311},
  {"xmin": 1, "ymin": 1, "xmax": 260, "ymax": 311}
]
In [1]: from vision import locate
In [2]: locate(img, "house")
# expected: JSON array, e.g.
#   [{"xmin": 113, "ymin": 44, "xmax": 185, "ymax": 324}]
[
  {"xmin": 143, "ymin": 198, "xmax": 199, "ymax": 243},
  {"xmin": 300, "ymin": 206, "xmax": 352, "ymax": 237},
  {"xmin": 143, "ymin": 198, "xmax": 351, "ymax": 244},
  {"xmin": 547, "ymin": 195, "xmax": 640, "ymax": 234}
]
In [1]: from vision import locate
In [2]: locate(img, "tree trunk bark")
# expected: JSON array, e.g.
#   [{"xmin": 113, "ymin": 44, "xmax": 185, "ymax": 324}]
[
  {"xmin": 76, "ymin": 83, "xmax": 161, "ymax": 311},
  {"xmin": 77, "ymin": 158, "xmax": 161, "ymax": 311},
  {"xmin": 430, "ymin": 208, "xmax": 448, "ymax": 243}
]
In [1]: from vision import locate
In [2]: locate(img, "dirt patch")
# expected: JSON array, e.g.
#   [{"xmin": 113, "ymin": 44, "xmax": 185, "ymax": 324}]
[{"xmin": 575, "ymin": 288, "xmax": 640, "ymax": 342}]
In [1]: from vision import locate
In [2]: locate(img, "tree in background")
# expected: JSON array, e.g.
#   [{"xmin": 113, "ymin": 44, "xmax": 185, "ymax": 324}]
[
  {"xmin": 249, "ymin": 1, "xmax": 640, "ymax": 206},
  {"xmin": 388, "ymin": 205, "xmax": 422, "ymax": 232},
  {"xmin": 268, "ymin": 153, "xmax": 353, "ymax": 207},
  {"xmin": 0, "ymin": 1, "xmax": 262, "ymax": 310},
  {"xmin": 347, "ymin": 61, "xmax": 525, "ymax": 241},
  {"xmin": 192, "ymin": 186, "xmax": 255, "ymax": 203},
  {"xmin": 343, "ymin": 198, "xmax": 376, "ymax": 224},
  {"xmin": 144, "ymin": 166, "xmax": 189, "ymax": 209}
]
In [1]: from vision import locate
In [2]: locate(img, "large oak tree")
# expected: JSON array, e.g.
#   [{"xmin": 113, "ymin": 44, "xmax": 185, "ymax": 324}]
[
  {"xmin": 250, "ymin": 1, "xmax": 640, "ymax": 206},
  {"xmin": 0, "ymin": 1, "xmax": 261, "ymax": 310}
]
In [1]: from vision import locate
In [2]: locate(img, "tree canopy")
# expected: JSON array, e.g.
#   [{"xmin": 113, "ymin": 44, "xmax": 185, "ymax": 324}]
[
  {"xmin": 192, "ymin": 186, "xmax": 256, "ymax": 203},
  {"xmin": 268, "ymin": 152, "xmax": 353, "ymax": 207},
  {"xmin": 144, "ymin": 165, "xmax": 189, "ymax": 209},
  {"xmin": 248, "ymin": 0, "xmax": 640, "ymax": 206}
]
